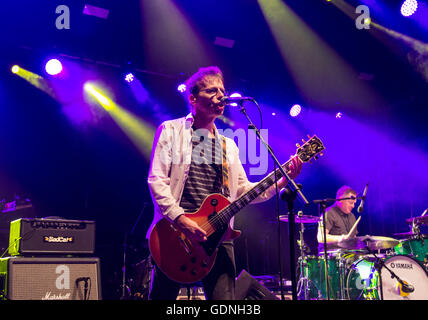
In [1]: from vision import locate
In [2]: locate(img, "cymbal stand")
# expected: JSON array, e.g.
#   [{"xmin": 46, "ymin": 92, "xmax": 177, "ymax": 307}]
[
  {"xmin": 296, "ymin": 211, "xmax": 310, "ymax": 300},
  {"xmin": 313, "ymin": 196, "xmax": 361, "ymax": 300},
  {"xmin": 239, "ymin": 100, "xmax": 309, "ymax": 300},
  {"xmin": 337, "ymin": 251, "xmax": 347, "ymax": 300}
]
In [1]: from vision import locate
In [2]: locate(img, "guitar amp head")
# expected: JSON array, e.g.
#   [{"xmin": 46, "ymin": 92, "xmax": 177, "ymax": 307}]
[{"xmin": 8, "ymin": 218, "xmax": 95, "ymax": 256}]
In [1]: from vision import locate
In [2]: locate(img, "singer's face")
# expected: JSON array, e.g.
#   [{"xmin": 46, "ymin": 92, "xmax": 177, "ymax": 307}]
[
  {"xmin": 338, "ymin": 192, "xmax": 357, "ymax": 214},
  {"xmin": 190, "ymin": 76, "xmax": 225, "ymax": 119}
]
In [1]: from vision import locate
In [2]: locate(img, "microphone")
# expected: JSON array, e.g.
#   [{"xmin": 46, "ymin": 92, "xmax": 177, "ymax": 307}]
[
  {"xmin": 398, "ymin": 280, "xmax": 415, "ymax": 294},
  {"xmin": 219, "ymin": 96, "xmax": 255, "ymax": 105},
  {"xmin": 357, "ymin": 183, "xmax": 368, "ymax": 214}
]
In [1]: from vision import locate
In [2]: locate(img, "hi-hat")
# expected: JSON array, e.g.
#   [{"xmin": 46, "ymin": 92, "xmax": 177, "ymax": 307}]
[
  {"xmin": 406, "ymin": 216, "xmax": 428, "ymax": 225},
  {"xmin": 279, "ymin": 214, "xmax": 320, "ymax": 224}
]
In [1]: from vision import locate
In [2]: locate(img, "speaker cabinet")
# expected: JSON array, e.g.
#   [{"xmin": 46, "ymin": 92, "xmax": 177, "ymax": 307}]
[
  {"xmin": 0, "ymin": 257, "xmax": 101, "ymax": 300},
  {"xmin": 235, "ymin": 270, "xmax": 279, "ymax": 300}
]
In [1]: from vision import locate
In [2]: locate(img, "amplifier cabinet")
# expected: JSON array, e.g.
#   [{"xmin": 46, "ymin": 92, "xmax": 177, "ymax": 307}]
[
  {"xmin": 0, "ymin": 256, "xmax": 101, "ymax": 300},
  {"xmin": 9, "ymin": 218, "xmax": 95, "ymax": 256}
]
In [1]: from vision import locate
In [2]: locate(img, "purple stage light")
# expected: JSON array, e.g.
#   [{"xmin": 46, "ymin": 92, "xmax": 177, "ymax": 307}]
[
  {"xmin": 45, "ymin": 59, "xmax": 63, "ymax": 76},
  {"xmin": 401, "ymin": 0, "xmax": 418, "ymax": 16},
  {"xmin": 289, "ymin": 104, "xmax": 301, "ymax": 117},
  {"xmin": 83, "ymin": 4, "xmax": 109, "ymax": 19},
  {"xmin": 125, "ymin": 73, "xmax": 135, "ymax": 83},
  {"xmin": 177, "ymin": 84, "xmax": 186, "ymax": 93},
  {"xmin": 336, "ymin": 112, "xmax": 343, "ymax": 119},
  {"xmin": 229, "ymin": 92, "xmax": 242, "ymax": 107}
]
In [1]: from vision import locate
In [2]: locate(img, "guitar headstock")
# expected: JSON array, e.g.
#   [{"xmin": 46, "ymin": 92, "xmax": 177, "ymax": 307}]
[{"xmin": 295, "ymin": 135, "xmax": 325, "ymax": 163}]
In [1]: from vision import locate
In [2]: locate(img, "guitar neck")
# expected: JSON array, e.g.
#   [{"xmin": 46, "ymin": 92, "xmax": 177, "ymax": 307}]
[{"xmin": 217, "ymin": 160, "xmax": 291, "ymax": 223}]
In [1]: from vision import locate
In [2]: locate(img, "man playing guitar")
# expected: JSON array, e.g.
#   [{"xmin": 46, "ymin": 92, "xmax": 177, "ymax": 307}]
[{"xmin": 146, "ymin": 66, "xmax": 302, "ymax": 300}]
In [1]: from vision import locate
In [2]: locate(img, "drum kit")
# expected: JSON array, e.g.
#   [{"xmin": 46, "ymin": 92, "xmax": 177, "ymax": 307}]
[{"xmin": 279, "ymin": 211, "xmax": 428, "ymax": 300}]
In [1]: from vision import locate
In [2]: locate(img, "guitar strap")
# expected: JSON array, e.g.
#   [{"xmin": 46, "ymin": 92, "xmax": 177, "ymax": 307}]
[{"xmin": 221, "ymin": 136, "xmax": 230, "ymax": 198}]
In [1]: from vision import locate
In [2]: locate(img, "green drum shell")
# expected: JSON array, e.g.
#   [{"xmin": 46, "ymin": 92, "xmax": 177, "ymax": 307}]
[{"xmin": 394, "ymin": 237, "xmax": 428, "ymax": 263}]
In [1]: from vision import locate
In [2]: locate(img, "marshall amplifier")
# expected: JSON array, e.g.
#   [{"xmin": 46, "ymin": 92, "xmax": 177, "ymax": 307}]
[
  {"xmin": 8, "ymin": 218, "xmax": 95, "ymax": 256},
  {"xmin": 0, "ymin": 256, "xmax": 101, "ymax": 300}
]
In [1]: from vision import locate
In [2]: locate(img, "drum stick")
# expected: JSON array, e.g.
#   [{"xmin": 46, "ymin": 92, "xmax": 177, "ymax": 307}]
[{"xmin": 347, "ymin": 216, "xmax": 361, "ymax": 238}]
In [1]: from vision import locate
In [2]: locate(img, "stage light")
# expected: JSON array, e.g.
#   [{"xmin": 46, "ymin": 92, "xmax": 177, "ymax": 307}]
[
  {"xmin": 229, "ymin": 92, "xmax": 242, "ymax": 107},
  {"xmin": 84, "ymin": 83, "xmax": 113, "ymax": 110},
  {"xmin": 45, "ymin": 59, "xmax": 63, "ymax": 75},
  {"xmin": 177, "ymin": 84, "xmax": 186, "ymax": 93},
  {"xmin": 401, "ymin": 0, "xmax": 418, "ymax": 17},
  {"xmin": 336, "ymin": 112, "xmax": 343, "ymax": 119},
  {"xmin": 124, "ymin": 73, "xmax": 135, "ymax": 83},
  {"xmin": 289, "ymin": 104, "xmax": 301, "ymax": 117},
  {"xmin": 11, "ymin": 65, "xmax": 20, "ymax": 74}
]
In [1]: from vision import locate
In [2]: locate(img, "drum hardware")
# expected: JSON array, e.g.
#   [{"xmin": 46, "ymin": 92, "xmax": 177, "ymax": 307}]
[{"xmin": 293, "ymin": 211, "xmax": 319, "ymax": 300}]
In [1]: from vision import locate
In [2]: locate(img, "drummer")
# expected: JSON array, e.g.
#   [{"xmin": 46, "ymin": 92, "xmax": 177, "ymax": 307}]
[{"xmin": 317, "ymin": 185, "xmax": 359, "ymax": 253}]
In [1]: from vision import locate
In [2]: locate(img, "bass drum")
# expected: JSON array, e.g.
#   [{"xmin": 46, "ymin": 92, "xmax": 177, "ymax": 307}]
[
  {"xmin": 345, "ymin": 257, "xmax": 380, "ymax": 300},
  {"xmin": 381, "ymin": 255, "xmax": 428, "ymax": 300}
]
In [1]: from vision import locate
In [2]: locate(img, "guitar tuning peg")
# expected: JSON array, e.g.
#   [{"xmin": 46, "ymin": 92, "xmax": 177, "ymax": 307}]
[
  {"xmin": 320, "ymin": 153, "xmax": 324, "ymax": 157},
  {"xmin": 301, "ymin": 139, "xmax": 306, "ymax": 144},
  {"xmin": 296, "ymin": 143, "xmax": 300, "ymax": 148},
  {"xmin": 307, "ymin": 134, "xmax": 312, "ymax": 139}
]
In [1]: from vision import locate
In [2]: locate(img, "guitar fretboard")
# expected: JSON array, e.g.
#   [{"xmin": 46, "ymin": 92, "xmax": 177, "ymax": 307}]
[{"xmin": 209, "ymin": 160, "xmax": 291, "ymax": 229}]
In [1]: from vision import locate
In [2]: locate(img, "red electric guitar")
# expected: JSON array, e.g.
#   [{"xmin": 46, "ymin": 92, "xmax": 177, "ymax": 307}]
[{"xmin": 149, "ymin": 135, "xmax": 325, "ymax": 283}]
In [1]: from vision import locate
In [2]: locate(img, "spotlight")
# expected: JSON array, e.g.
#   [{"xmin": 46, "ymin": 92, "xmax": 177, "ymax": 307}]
[
  {"xmin": 335, "ymin": 112, "xmax": 343, "ymax": 119},
  {"xmin": 401, "ymin": 0, "xmax": 418, "ymax": 17},
  {"xmin": 177, "ymin": 84, "xmax": 186, "ymax": 93},
  {"xmin": 289, "ymin": 104, "xmax": 301, "ymax": 117},
  {"xmin": 45, "ymin": 59, "xmax": 63, "ymax": 76},
  {"xmin": 124, "ymin": 73, "xmax": 135, "ymax": 83},
  {"xmin": 11, "ymin": 65, "xmax": 20, "ymax": 74}
]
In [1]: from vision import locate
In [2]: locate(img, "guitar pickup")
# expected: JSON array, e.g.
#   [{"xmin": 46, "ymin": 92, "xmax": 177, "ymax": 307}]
[{"xmin": 178, "ymin": 236, "xmax": 192, "ymax": 255}]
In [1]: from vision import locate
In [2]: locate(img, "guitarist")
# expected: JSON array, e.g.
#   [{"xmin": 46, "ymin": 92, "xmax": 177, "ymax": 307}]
[{"xmin": 146, "ymin": 66, "xmax": 302, "ymax": 300}]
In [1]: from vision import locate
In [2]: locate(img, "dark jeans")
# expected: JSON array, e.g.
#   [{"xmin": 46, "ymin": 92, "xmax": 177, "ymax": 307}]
[{"xmin": 149, "ymin": 243, "xmax": 236, "ymax": 300}]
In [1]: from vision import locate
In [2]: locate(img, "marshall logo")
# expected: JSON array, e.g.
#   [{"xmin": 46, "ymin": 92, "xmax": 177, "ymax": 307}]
[
  {"xmin": 42, "ymin": 292, "xmax": 71, "ymax": 300},
  {"xmin": 390, "ymin": 262, "xmax": 413, "ymax": 269},
  {"xmin": 43, "ymin": 236, "xmax": 74, "ymax": 243}
]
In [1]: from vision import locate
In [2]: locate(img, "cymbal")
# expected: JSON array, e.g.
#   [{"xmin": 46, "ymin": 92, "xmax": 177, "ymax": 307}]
[
  {"xmin": 279, "ymin": 214, "xmax": 320, "ymax": 224},
  {"xmin": 338, "ymin": 235, "xmax": 399, "ymax": 251},
  {"xmin": 406, "ymin": 216, "xmax": 428, "ymax": 225},
  {"xmin": 394, "ymin": 231, "xmax": 417, "ymax": 237}
]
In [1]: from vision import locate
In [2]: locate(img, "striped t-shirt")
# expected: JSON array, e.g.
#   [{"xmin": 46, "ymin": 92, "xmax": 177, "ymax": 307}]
[{"xmin": 179, "ymin": 131, "xmax": 224, "ymax": 213}]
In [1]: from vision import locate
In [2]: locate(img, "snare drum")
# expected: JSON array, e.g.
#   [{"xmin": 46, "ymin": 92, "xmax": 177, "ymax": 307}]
[
  {"xmin": 380, "ymin": 255, "xmax": 428, "ymax": 300},
  {"xmin": 394, "ymin": 237, "xmax": 428, "ymax": 264}
]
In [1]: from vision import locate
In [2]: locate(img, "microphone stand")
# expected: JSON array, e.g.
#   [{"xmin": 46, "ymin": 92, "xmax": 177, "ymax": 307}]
[
  {"xmin": 369, "ymin": 244, "xmax": 412, "ymax": 300},
  {"xmin": 120, "ymin": 202, "xmax": 148, "ymax": 300},
  {"xmin": 313, "ymin": 196, "xmax": 362, "ymax": 300},
  {"xmin": 238, "ymin": 101, "xmax": 309, "ymax": 301}
]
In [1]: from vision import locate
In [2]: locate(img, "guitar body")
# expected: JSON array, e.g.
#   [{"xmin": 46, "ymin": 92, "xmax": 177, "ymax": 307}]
[{"xmin": 149, "ymin": 193, "xmax": 241, "ymax": 284}]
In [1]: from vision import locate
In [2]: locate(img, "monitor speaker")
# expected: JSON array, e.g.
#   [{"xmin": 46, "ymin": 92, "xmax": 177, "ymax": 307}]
[
  {"xmin": 0, "ymin": 256, "xmax": 101, "ymax": 300},
  {"xmin": 235, "ymin": 270, "xmax": 279, "ymax": 300}
]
